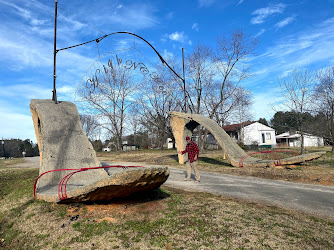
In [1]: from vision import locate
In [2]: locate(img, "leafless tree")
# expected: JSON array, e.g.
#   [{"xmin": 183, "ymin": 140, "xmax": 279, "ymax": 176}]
[
  {"xmin": 314, "ymin": 65, "xmax": 334, "ymax": 151},
  {"xmin": 189, "ymin": 29, "xmax": 257, "ymax": 151},
  {"xmin": 207, "ymin": 83, "xmax": 253, "ymax": 126},
  {"xmin": 210, "ymin": 29, "xmax": 257, "ymax": 117},
  {"xmin": 183, "ymin": 44, "xmax": 215, "ymax": 149},
  {"xmin": 186, "ymin": 43, "xmax": 215, "ymax": 114},
  {"xmin": 77, "ymin": 64, "xmax": 137, "ymax": 151},
  {"xmin": 277, "ymin": 67, "xmax": 316, "ymax": 154},
  {"xmin": 79, "ymin": 114, "xmax": 100, "ymax": 140},
  {"xmin": 137, "ymin": 68, "xmax": 179, "ymax": 150}
]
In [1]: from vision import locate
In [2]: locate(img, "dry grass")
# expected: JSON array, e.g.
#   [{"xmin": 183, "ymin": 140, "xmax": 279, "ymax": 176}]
[
  {"xmin": 97, "ymin": 147, "xmax": 334, "ymax": 186},
  {"xmin": 0, "ymin": 169, "xmax": 333, "ymax": 249},
  {"xmin": 0, "ymin": 158, "xmax": 24, "ymax": 169}
]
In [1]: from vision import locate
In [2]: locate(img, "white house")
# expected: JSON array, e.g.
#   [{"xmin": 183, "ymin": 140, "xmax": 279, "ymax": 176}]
[
  {"xmin": 276, "ymin": 132, "xmax": 324, "ymax": 147},
  {"xmin": 166, "ymin": 138, "xmax": 174, "ymax": 149},
  {"xmin": 222, "ymin": 121, "xmax": 276, "ymax": 147}
]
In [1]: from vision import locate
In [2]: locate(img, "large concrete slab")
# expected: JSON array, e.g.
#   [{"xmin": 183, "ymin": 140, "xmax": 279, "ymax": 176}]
[
  {"xmin": 30, "ymin": 99, "xmax": 169, "ymax": 203},
  {"xmin": 36, "ymin": 164, "xmax": 169, "ymax": 203}
]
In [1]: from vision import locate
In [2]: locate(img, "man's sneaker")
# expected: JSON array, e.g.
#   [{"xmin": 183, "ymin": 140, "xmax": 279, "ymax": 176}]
[{"xmin": 183, "ymin": 178, "xmax": 191, "ymax": 181}]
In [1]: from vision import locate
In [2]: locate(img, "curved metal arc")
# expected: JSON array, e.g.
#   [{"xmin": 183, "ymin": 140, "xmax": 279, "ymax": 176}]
[{"xmin": 56, "ymin": 31, "xmax": 185, "ymax": 83}]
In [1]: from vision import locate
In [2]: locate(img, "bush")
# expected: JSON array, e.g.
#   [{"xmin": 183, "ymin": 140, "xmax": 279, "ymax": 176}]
[{"xmin": 237, "ymin": 141, "xmax": 247, "ymax": 150}]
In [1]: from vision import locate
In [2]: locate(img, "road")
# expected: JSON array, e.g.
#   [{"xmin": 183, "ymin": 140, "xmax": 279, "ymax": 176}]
[
  {"xmin": 13, "ymin": 157, "xmax": 334, "ymax": 217},
  {"xmin": 163, "ymin": 167, "xmax": 334, "ymax": 218}
]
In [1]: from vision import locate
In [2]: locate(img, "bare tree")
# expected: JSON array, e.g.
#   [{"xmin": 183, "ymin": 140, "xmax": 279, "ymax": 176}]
[
  {"xmin": 137, "ymin": 68, "xmax": 179, "ymax": 150},
  {"xmin": 79, "ymin": 114, "xmax": 100, "ymax": 140},
  {"xmin": 192, "ymin": 29, "xmax": 257, "ymax": 151},
  {"xmin": 183, "ymin": 44, "xmax": 215, "ymax": 149},
  {"xmin": 77, "ymin": 64, "xmax": 137, "ymax": 151},
  {"xmin": 314, "ymin": 65, "xmax": 334, "ymax": 151},
  {"xmin": 186, "ymin": 43, "xmax": 215, "ymax": 114},
  {"xmin": 277, "ymin": 67, "xmax": 316, "ymax": 154},
  {"xmin": 178, "ymin": 31, "xmax": 257, "ymax": 151},
  {"xmin": 208, "ymin": 84, "xmax": 253, "ymax": 126},
  {"xmin": 210, "ymin": 29, "xmax": 257, "ymax": 117}
]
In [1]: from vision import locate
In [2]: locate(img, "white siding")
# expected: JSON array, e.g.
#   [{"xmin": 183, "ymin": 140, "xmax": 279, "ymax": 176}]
[
  {"xmin": 241, "ymin": 122, "xmax": 276, "ymax": 146},
  {"xmin": 276, "ymin": 132, "xmax": 324, "ymax": 147},
  {"xmin": 166, "ymin": 138, "xmax": 173, "ymax": 149},
  {"xmin": 304, "ymin": 135, "xmax": 324, "ymax": 147}
]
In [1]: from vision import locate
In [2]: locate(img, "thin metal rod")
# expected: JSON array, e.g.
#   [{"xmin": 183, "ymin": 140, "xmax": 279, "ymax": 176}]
[
  {"xmin": 52, "ymin": 0, "xmax": 58, "ymax": 103},
  {"xmin": 57, "ymin": 31, "xmax": 185, "ymax": 84},
  {"xmin": 182, "ymin": 47, "xmax": 186, "ymax": 112}
]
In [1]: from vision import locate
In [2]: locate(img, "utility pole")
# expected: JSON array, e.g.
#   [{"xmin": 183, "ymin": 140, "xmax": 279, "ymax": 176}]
[{"xmin": 52, "ymin": 0, "xmax": 58, "ymax": 103}]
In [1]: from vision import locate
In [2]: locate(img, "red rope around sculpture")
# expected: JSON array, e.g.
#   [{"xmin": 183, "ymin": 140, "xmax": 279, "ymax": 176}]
[{"xmin": 34, "ymin": 165, "xmax": 145, "ymax": 200}]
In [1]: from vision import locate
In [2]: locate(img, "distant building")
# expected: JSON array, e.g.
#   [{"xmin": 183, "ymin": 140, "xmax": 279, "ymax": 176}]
[
  {"xmin": 222, "ymin": 121, "xmax": 276, "ymax": 147},
  {"xmin": 122, "ymin": 140, "xmax": 138, "ymax": 151},
  {"xmin": 166, "ymin": 138, "xmax": 174, "ymax": 149},
  {"xmin": 276, "ymin": 132, "xmax": 324, "ymax": 147},
  {"xmin": 102, "ymin": 143, "xmax": 112, "ymax": 152},
  {"xmin": 102, "ymin": 140, "xmax": 138, "ymax": 152}
]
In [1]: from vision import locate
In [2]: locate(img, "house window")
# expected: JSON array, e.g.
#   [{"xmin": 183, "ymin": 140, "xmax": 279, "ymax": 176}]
[
  {"xmin": 266, "ymin": 133, "xmax": 271, "ymax": 140},
  {"xmin": 262, "ymin": 133, "xmax": 265, "ymax": 143}
]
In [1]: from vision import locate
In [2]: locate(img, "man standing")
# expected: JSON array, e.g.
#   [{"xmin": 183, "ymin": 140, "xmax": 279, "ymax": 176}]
[{"xmin": 178, "ymin": 136, "xmax": 200, "ymax": 182}]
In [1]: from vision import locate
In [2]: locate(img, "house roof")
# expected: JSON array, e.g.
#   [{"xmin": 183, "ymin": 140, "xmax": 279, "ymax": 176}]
[
  {"xmin": 222, "ymin": 121, "xmax": 256, "ymax": 132},
  {"xmin": 276, "ymin": 131, "xmax": 322, "ymax": 139},
  {"xmin": 276, "ymin": 132, "xmax": 300, "ymax": 139}
]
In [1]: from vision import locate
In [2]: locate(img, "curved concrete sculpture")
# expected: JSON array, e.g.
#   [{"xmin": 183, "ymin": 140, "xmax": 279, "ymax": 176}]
[
  {"xmin": 30, "ymin": 99, "xmax": 169, "ymax": 203},
  {"xmin": 169, "ymin": 111, "xmax": 325, "ymax": 167}
]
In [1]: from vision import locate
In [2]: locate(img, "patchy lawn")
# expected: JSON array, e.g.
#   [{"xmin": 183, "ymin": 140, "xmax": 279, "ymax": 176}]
[
  {"xmin": 0, "ymin": 168, "xmax": 333, "ymax": 249},
  {"xmin": 97, "ymin": 147, "xmax": 334, "ymax": 186},
  {"xmin": 0, "ymin": 158, "xmax": 24, "ymax": 169}
]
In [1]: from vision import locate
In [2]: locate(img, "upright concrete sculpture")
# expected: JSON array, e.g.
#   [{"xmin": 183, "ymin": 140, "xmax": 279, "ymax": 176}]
[
  {"xmin": 30, "ymin": 99, "xmax": 169, "ymax": 203},
  {"xmin": 170, "ymin": 111, "xmax": 325, "ymax": 167}
]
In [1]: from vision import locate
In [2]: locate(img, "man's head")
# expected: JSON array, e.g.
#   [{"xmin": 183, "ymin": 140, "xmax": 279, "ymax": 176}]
[{"xmin": 186, "ymin": 136, "xmax": 191, "ymax": 144}]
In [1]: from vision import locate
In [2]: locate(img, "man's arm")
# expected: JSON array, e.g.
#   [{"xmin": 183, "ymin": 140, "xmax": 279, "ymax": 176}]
[
  {"xmin": 193, "ymin": 143, "xmax": 199, "ymax": 161},
  {"xmin": 177, "ymin": 145, "xmax": 188, "ymax": 155}
]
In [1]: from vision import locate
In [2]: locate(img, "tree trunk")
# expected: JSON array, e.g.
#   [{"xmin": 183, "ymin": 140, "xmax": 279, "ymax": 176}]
[
  {"xmin": 300, "ymin": 133, "xmax": 304, "ymax": 155},
  {"xmin": 202, "ymin": 128, "xmax": 210, "ymax": 151}
]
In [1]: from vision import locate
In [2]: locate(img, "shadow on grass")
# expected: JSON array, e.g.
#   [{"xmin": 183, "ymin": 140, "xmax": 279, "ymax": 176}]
[
  {"xmin": 167, "ymin": 154, "xmax": 231, "ymax": 167},
  {"xmin": 82, "ymin": 188, "xmax": 170, "ymax": 206},
  {"xmin": 167, "ymin": 154, "xmax": 179, "ymax": 162},
  {"xmin": 199, "ymin": 157, "xmax": 231, "ymax": 166}
]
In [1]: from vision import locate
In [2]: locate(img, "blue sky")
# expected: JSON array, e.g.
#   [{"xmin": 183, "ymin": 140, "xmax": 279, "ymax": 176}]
[{"xmin": 0, "ymin": 0, "xmax": 334, "ymax": 143}]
